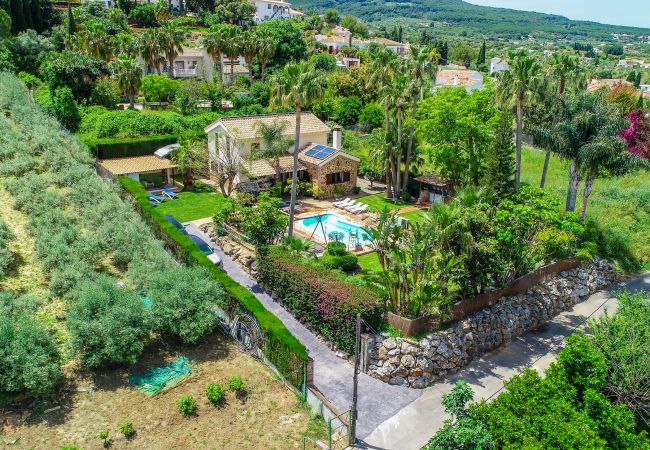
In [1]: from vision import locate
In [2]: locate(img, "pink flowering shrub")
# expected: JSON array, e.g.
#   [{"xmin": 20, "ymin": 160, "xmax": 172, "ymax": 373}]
[
  {"xmin": 256, "ymin": 246, "xmax": 384, "ymax": 353},
  {"xmin": 621, "ymin": 110, "xmax": 650, "ymax": 160}
]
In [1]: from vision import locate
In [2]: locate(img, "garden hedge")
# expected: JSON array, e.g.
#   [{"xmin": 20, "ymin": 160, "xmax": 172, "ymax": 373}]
[
  {"xmin": 256, "ymin": 246, "xmax": 385, "ymax": 354},
  {"xmin": 118, "ymin": 176, "xmax": 308, "ymax": 389},
  {"xmin": 82, "ymin": 135, "xmax": 179, "ymax": 159}
]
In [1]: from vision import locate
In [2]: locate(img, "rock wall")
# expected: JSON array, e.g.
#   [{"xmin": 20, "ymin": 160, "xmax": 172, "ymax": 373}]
[{"xmin": 366, "ymin": 259, "xmax": 618, "ymax": 389}]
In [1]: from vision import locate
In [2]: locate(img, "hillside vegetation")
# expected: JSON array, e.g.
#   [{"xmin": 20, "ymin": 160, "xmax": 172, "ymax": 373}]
[
  {"xmin": 521, "ymin": 147, "xmax": 650, "ymax": 270},
  {"xmin": 294, "ymin": 0, "xmax": 650, "ymax": 41}
]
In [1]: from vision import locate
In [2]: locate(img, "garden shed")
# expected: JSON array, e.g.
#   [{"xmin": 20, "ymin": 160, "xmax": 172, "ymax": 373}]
[
  {"xmin": 97, "ymin": 155, "xmax": 177, "ymax": 188},
  {"xmin": 414, "ymin": 175, "xmax": 453, "ymax": 205}
]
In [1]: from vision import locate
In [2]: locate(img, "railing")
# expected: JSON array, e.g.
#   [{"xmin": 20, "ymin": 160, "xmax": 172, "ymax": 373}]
[{"xmin": 173, "ymin": 68, "xmax": 197, "ymax": 78}]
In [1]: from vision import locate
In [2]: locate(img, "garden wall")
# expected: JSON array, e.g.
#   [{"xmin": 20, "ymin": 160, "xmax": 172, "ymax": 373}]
[{"xmin": 365, "ymin": 258, "xmax": 618, "ymax": 388}]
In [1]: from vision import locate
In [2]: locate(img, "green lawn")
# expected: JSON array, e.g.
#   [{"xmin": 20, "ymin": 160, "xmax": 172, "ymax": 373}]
[
  {"xmin": 399, "ymin": 209, "xmax": 427, "ymax": 223},
  {"xmin": 155, "ymin": 189, "xmax": 226, "ymax": 222},
  {"xmin": 521, "ymin": 146, "xmax": 650, "ymax": 270},
  {"xmin": 357, "ymin": 252, "xmax": 383, "ymax": 273},
  {"xmin": 356, "ymin": 193, "xmax": 412, "ymax": 213}
]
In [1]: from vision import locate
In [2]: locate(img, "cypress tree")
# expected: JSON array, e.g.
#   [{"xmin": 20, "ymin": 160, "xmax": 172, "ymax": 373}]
[
  {"xmin": 635, "ymin": 71, "xmax": 642, "ymax": 88},
  {"xmin": 626, "ymin": 71, "xmax": 637, "ymax": 83},
  {"xmin": 483, "ymin": 109, "xmax": 516, "ymax": 200},
  {"xmin": 9, "ymin": 0, "xmax": 25, "ymax": 32},
  {"xmin": 398, "ymin": 25, "xmax": 403, "ymax": 43},
  {"xmin": 477, "ymin": 41, "xmax": 486, "ymax": 65},
  {"xmin": 67, "ymin": 3, "xmax": 74, "ymax": 35},
  {"xmin": 21, "ymin": 0, "xmax": 32, "ymax": 31},
  {"xmin": 637, "ymin": 93, "xmax": 644, "ymax": 109}
]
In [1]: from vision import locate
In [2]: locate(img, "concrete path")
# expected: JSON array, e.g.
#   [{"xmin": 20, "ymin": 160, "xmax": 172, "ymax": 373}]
[
  {"xmin": 185, "ymin": 223, "xmax": 422, "ymax": 438},
  {"xmin": 362, "ymin": 272, "xmax": 650, "ymax": 450}
]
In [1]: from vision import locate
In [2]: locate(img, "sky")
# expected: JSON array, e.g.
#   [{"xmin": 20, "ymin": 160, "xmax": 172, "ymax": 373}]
[{"xmin": 466, "ymin": 0, "xmax": 650, "ymax": 29}]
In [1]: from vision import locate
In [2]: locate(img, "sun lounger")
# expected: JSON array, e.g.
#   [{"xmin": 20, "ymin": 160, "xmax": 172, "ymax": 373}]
[
  {"xmin": 333, "ymin": 197, "xmax": 351, "ymax": 207},
  {"xmin": 336, "ymin": 198, "xmax": 355, "ymax": 209},
  {"xmin": 162, "ymin": 188, "xmax": 178, "ymax": 199},
  {"xmin": 149, "ymin": 200, "xmax": 158, "ymax": 207},
  {"xmin": 149, "ymin": 194, "xmax": 165, "ymax": 203},
  {"xmin": 344, "ymin": 201, "xmax": 361, "ymax": 212},
  {"xmin": 351, "ymin": 204, "xmax": 369, "ymax": 214}
]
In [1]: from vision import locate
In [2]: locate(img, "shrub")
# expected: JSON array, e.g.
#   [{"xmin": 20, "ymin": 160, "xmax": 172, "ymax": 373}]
[
  {"xmin": 67, "ymin": 274, "xmax": 150, "ymax": 369},
  {"xmin": 141, "ymin": 74, "xmax": 179, "ymax": 103},
  {"xmin": 326, "ymin": 241, "xmax": 347, "ymax": 256},
  {"xmin": 359, "ymin": 103, "xmax": 384, "ymax": 131},
  {"xmin": 131, "ymin": 4, "xmax": 157, "ymax": 27},
  {"xmin": 321, "ymin": 252, "xmax": 359, "ymax": 272},
  {"xmin": 334, "ymin": 184, "xmax": 346, "ymax": 197},
  {"xmin": 256, "ymin": 246, "xmax": 383, "ymax": 353},
  {"xmin": 0, "ymin": 219, "xmax": 14, "ymax": 277},
  {"xmin": 119, "ymin": 421, "xmax": 135, "ymax": 438},
  {"xmin": 177, "ymin": 395, "xmax": 197, "ymax": 416},
  {"xmin": 206, "ymin": 383, "xmax": 225, "ymax": 404},
  {"xmin": 227, "ymin": 376, "xmax": 245, "ymax": 392},
  {"xmin": 147, "ymin": 266, "xmax": 222, "ymax": 344},
  {"xmin": 91, "ymin": 77, "xmax": 121, "ymax": 108},
  {"xmin": 335, "ymin": 95, "xmax": 363, "ymax": 126}
]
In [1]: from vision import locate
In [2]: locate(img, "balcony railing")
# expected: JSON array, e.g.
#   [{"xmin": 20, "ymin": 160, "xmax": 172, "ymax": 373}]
[{"xmin": 173, "ymin": 68, "xmax": 197, "ymax": 78}]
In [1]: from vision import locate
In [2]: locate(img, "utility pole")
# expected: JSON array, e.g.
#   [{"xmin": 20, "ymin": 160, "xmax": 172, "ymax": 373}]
[{"xmin": 350, "ymin": 313, "xmax": 361, "ymax": 445}]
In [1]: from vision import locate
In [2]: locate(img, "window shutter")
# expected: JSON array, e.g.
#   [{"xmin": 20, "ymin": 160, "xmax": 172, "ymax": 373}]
[
  {"xmin": 326, "ymin": 173, "xmax": 334, "ymax": 185},
  {"xmin": 343, "ymin": 171, "xmax": 350, "ymax": 182}
]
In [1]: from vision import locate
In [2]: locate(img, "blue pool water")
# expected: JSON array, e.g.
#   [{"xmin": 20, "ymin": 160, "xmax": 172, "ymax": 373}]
[{"xmin": 300, "ymin": 213, "xmax": 372, "ymax": 244}]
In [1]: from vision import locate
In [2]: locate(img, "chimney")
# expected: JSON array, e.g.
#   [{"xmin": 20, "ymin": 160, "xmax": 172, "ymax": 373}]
[{"xmin": 332, "ymin": 125, "xmax": 342, "ymax": 150}]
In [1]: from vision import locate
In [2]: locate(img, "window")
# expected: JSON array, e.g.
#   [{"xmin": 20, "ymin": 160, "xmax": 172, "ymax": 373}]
[
  {"xmin": 267, "ymin": 4, "xmax": 271, "ymax": 8},
  {"xmin": 251, "ymin": 142, "xmax": 261, "ymax": 152},
  {"xmin": 326, "ymin": 171, "xmax": 350, "ymax": 185}
]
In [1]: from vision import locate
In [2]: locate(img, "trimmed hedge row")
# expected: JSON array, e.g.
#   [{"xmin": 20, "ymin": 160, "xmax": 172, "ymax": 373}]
[
  {"xmin": 118, "ymin": 176, "xmax": 308, "ymax": 389},
  {"xmin": 81, "ymin": 135, "xmax": 180, "ymax": 159},
  {"xmin": 256, "ymin": 246, "xmax": 385, "ymax": 354}
]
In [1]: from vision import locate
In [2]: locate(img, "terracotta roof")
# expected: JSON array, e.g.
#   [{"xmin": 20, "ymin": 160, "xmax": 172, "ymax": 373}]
[
  {"xmin": 243, "ymin": 155, "xmax": 304, "ymax": 178},
  {"xmin": 414, "ymin": 175, "xmax": 451, "ymax": 187},
  {"xmin": 205, "ymin": 112, "xmax": 330, "ymax": 138},
  {"xmin": 98, "ymin": 156, "xmax": 177, "ymax": 175},
  {"xmin": 368, "ymin": 37, "xmax": 403, "ymax": 46},
  {"xmin": 587, "ymin": 78, "xmax": 634, "ymax": 92},
  {"xmin": 298, "ymin": 143, "xmax": 360, "ymax": 167}
]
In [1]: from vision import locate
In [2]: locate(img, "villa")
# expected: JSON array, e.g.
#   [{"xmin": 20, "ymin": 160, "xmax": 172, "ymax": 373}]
[
  {"xmin": 252, "ymin": 0, "xmax": 304, "ymax": 23},
  {"xmin": 587, "ymin": 78, "xmax": 635, "ymax": 92},
  {"xmin": 205, "ymin": 113, "xmax": 360, "ymax": 198},
  {"xmin": 315, "ymin": 29, "xmax": 409, "ymax": 56},
  {"xmin": 489, "ymin": 57, "xmax": 510, "ymax": 75},
  {"xmin": 435, "ymin": 69, "xmax": 484, "ymax": 92}
]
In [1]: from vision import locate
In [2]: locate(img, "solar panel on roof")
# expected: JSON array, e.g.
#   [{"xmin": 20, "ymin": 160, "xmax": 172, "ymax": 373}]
[{"xmin": 305, "ymin": 144, "xmax": 337, "ymax": 160}]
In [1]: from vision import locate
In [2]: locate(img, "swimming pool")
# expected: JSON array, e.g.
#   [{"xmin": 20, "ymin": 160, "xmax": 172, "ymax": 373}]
[
  {"xmin": 299, "ymin": 213, "xmax": 372, "ymax": 245},
  {"xmin": 188, "ymin": 234, "xmax": 214, "ymax": 255}
]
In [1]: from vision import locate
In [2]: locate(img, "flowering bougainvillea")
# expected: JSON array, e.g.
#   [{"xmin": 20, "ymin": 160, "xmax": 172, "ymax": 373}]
[
  {"xmin": 621, "ymin": 109, "xmax": 650, "ymax": 160},
  {"xmin": 256, "ymin": 246, "xmax": 384, "ymax": 353}
]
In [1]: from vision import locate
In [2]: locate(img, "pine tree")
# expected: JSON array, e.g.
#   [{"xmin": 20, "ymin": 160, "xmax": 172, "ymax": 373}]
[
  {"xmin": 67, "ymin": 3, "xmax": 75, "ymax": 35},
  {"xmin": 483, "ymin": 110, "xmax": 516, "ymax": 200},
  {"xmin": 477, "ymin": 41, "xmax": 486, "ymax": 65}
]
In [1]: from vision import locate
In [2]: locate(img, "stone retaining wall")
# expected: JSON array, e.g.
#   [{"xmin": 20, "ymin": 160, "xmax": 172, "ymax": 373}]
[{"xmin": 366, "ymin": 258, "xmax": 618, "ymax": 389}]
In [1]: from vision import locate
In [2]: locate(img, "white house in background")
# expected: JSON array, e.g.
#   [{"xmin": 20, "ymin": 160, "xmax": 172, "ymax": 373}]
[
  {"xmin": 617, "ymin": 59, "xmax": 647, "ymax": 68},
  {"xmin": 489, "ymin": 57, "xmax": 509, "ymax": 75},
  {"xmin": 314, "ymin": 31, "xmax": 410, "ymax": 56},
  {"xmin": 252, "ymin": 0, "xmax": 303, "ymax": 23},
  {"xmin": 366, "ymin": 38, "xmax": 410, "ymax": 55},
  {"xmin": 435, "ymin": 69, "xmax": 484, "ymax": 92},
  {"xmin": 140, "ymin": 46, "xmax": 248, "ymax": 82}
]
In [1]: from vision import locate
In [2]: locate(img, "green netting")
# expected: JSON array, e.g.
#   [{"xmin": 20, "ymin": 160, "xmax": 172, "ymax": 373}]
[{"xmin": 128, "ymin": 356, "xmax": 192, "ymax": 395}]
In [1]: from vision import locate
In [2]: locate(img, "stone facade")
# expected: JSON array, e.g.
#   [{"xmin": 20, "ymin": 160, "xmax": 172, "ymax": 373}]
[
  {"xmin": 306, "ymin": 155, "xmax": 358, "ymax": 198},
  {"xmin": 366, "ymin": 259, "xmax": 618, "ymax": 389}
]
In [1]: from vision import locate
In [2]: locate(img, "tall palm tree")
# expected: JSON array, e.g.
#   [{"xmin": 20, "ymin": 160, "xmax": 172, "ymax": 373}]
[
  {"xmin": 219, "ymin": 24, "xmax": 242, "ymax": 83},
  {"xmin": 403, "ymin": 46, "xmax": 437, "ymax": 192},
  {"xmin": 256, "ymin": 33, "xmax": 276, "ymax": 83},
  {"xmin": 251, "ymin": 119, "xmax": 295, "ymax": 183},
  {"xmin": 110, "ymin": 56, "xmax": 142, "ymax": 107},
  {"xmin": 199, "ymin": 31, "xmax": 225, "ymax": 83},
  {"xmin": 241, "ymin": 30, "xmax": 258, "ymax": 82},
  {"xmin": 159, "ymin": 21, "xmax": 184, "ymax": 79},
  {"xmin": 270, "ymin": 62, "xmax": 325, "ymax": 238},
  {"xmin": 138, "ymin": 28, "xmax": 164, "ymax": 75},
  {"xmin": 539, "ymin": 52, "xmax": 583, "ymax": 188},
  {"xmin": 367, "ymin": 47, "xmax": 398, "ymax": 197},
  {"xmin": 496, "ymin": 50, "xmax": 539, "ymax": 192},
  {"xmin": 388, "ymin": 71, "xmax": 411, "ymax": 197},
  {"xmin": 115, "ymin": 32, "xmax": 137, "ymax": 58},
  {"xmin": 76, "ymin": 21, "xmax": 114, "ymax": 61}
]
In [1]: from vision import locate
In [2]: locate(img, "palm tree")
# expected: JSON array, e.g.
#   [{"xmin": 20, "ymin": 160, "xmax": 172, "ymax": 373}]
[
  {"xmin": 367, "ymin": 47, "xmax": 398, "ymax": 197},
  {"xmin": 251, "ymin": 119, "xmax": 295, "ymax": 184},
  {"xmin": 256, "ymin": 33, "xmax": 276, "ymax": 82},
  {"xmin": 403, "ymin": 46, "xmax": 437, "ymax": 192},
  {"xmin": 219, "ymin": 24, "xmax": 242, "ymax": 83},
  {"xmin": 172, "ymin": 138, "xmax": 208, "ymax": 184},
  {"xmin": 496, "ymin": 51, "xmax": 539, "ymax": 192},
  {"xmin": 270, "ymin": 62, "xmax": 325, "ymax": 238},
  {"xmin": 159, "ymin": 21, "xmax": 183, "ymax": 79},
  {"xmin": 387, "ymin": 70, "xmax": 410, "ymax": 197},
  {"xmin": 138, "ymin": 28, "xmax": 164, "ymax": 75},
  {"xmin": 110, "ymin": 56, "xmax": 142, "ymax": 107},
  {"xmin": 241, "ymin": 30, "xmax": 258, "ymax": 82},
  {"xmin": 539, "ymin": 52, "xmax": 583, "ymax": 188},
  {"xmin": 199, "ymin": 31, "xmax": 225, "ymax": 83},
  {"xmin": 115, "ymin": 32, "xmax": 137, "ymax": 58},
  {"xmin": 76, "ymin": 21, "xmax": 114, "ymax": 61}
]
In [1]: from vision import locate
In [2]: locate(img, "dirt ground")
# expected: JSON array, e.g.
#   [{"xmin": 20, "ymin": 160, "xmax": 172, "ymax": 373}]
[{"xmin": 2, "ymin": 334, "xmax": 318, "ymax": 450}]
